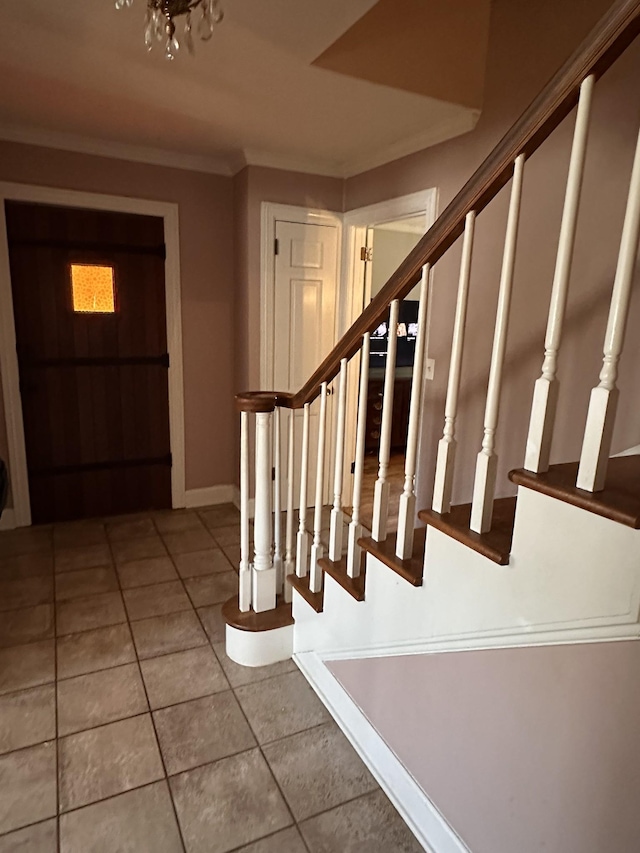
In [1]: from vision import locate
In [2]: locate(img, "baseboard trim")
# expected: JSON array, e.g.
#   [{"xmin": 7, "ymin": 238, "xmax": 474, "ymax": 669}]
[
  {"xmin": 231, "ymin": 487, "xmax": 255, "ymax": 519},
  {"xmin": 295, "ymin": 651, "xmax": 471, "ymax": 853},
  {"xmin": 0, "ymin": 508, "xmax": 16, "ymax": 531},
  {"xmin": 184, "ymin": 485, "xmax": 236, "ymax": 509}
]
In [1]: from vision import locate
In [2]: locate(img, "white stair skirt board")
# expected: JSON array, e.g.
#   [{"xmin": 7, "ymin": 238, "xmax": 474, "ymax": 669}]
[
  {"xmin": 292, "ymin": 487, "xmax": 640, "ymax": 661},
  {"xmin": 225, "ymin": 622, "xmax": 294, "ymax": 667},
  {"xmin": 184, "ymin": 484, "xmax": 237, "ymax": 508},
  {"xmin": 295, "ymin": 651, "xmax": 471, "ymax": 853},
  {"xmin": 0, "ymin": 508, "xmax": 16, "ymax": 531}
]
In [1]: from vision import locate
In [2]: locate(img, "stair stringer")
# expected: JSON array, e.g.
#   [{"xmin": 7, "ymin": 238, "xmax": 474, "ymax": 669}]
[{"xmin": 292, "ymin": 486, "xmax": 640, "ymax": 661}]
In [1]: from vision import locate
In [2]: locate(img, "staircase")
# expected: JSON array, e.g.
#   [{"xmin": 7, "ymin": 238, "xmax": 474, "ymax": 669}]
[{"xmin": 224, "ymin": 1, "xmax": 640, "ymax": 846}]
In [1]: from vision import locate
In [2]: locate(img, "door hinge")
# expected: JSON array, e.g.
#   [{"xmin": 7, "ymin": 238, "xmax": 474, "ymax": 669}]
[
  {"xmin": 274, "ymin": 238, "xmax": 279, "ymax": 256},
  {"xmin": 272, "ymin": 466, "xmax": 276, "ymax": 481},
  {"xmin": 351, "ymin": 461, "xmax": 356, "ymax": 474},
  {"xmin": 360, "ymin": 246, "xmax": 373, "ymax": 262},
  {"xmin": 168, "ymin": 453, "xmax": 173, "ymax": 467}
]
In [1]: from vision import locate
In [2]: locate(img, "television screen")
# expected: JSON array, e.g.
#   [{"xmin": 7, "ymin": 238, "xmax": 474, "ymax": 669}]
[{"xmin": 369, "ymin": 301, "xmax": 419, "ymax": 369}]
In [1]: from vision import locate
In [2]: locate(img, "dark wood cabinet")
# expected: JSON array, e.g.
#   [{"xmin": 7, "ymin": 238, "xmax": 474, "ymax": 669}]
[{"xmin": 365, "ymin": 376, "xmax": 412, "ymax": 454}]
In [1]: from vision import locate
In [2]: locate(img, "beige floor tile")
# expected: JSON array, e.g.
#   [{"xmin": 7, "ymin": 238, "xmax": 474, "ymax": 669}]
[
  {"xmin": 117, "ymin": 556, "xmax": 178, "ymax": 590},
  {"xmin": 0, "ymin": 552, "xmax": 53, "ymax": 582},
  {"xmin": 235, "ymin": 671, "xmax": 330, "ymax": 744},
  {"xmin": 183, "ymin": 571, "xmax": 238, "ymax": 607},
  {"xmin": 0, "ymin": 640, "xmax": 55, "ymax": 696},
  {"xmin": 58, "ymin": 714, "xmax": 164, "ymax": 812},
  {"xmin": 154, "ymin": 691, "xmax": 255, "ymax": 775},
  {"xmin": 55, "ymin": 567, "xmax": 118, "ymax": 602},
  {"xmin": 0, "ymin": 605, "xmax": 54, "ymax": 649},
  {"xmin": 162, "ymin": 528, "xmax": 216, "ymax": 556},
  {"xmin": 220, "ymin": 544, "xmax": 241, "ymax": 569},
  {"xmin": 57, "ymin": 623, "xmax": 136, "ymax": 679},
  {"xmin": 263, "ymin": 722, "xmax": 377, "ymax": 821},
  {"xmin": 0, "ymin": 818, "xmax": 57, "ymax": 853},
  {"xmin": 130, "ymin": 611, "xmax": 207, "ymax": 660},
  {"xmin": 170, "ymin": 749, "xmax": 292, "ymax": 853},
  {"xmin": 300, "ymin": 790, "xmax": 423, "ymax": 853},
  {"xmin": 197, "ymin": 604, "xmax": 226, "ymax": 644},
  {"xmin": 0, "ymin": 742, "xmax": 57, "ymax": 835},
  {"xmin": 198, "ymin": 505, "xmax": 241, "ymax": 530},
  {"xmin": 54, "ymin": 523, "xmax": 106, "ymax": 550},
  {"xmin": 56, "ymin": 591, "xmax": 126, "ymax": 636},
  {"xmin": 57, "ymin": 663, "xmax": 148, "ymax": 736},
  {"xmin": 209, "ymin": 524, "xmax": 241, "ymax": 547},
  {"xmin": 154, "ymin": 511, "xmax": 205, "ymax": 535},
  {"xmin": 0, "ymin": 529, "xmax": 52, "ymax": 559},
  {"xmin": 54, "ymin": 544, "xmax": 112, "ymax": 575},
  {"xmin": 141, "ymin": 646, "xmax": 229, "ymax": 710},
  {"xmin": 59, "ymin": 782, "xmax": 183, "ymax": 853},
  {"xmin": 213, "ymin": 643, "xmax": 296, "ymax": 688},
  {"xmin": 0, "ymin": 685, "xmax": 56, "ymax": 755},
  {"xmin": 0, "ymin": 576, "xmax": 53, "ymax": 612},
  {"xmin": 233, "ymin": 827, "xmax": 307, "ymax": 853},
  {"xmin": 123, "ymin": 581, "xmax": 192, "ymax": 622},
  {"xmin": 106, "ymin": 517, "xmax": 156, "ymax": 542},
  {"xmin": 112, "ymin": 536, "xmax": 167, "ymax": 565},
  {"xmin": 173, "ymin": 548, "xmax": 233, "ymax": 578}
]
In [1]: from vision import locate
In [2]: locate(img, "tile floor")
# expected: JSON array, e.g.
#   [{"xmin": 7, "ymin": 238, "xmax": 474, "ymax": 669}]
[{"xmin": 0, "ymin": 504, "xmax": 422, "ymax": 852}]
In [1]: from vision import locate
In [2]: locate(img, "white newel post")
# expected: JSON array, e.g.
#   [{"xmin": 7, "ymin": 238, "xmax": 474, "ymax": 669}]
[
  {"xmin": 525, "ymin": 75, "xmax": 595, "ymax": 473},
  {"xmin": 283, "ymin": 408, "xmax": 295, "ymax": 602},
  {"xmin": 238, "ymin": 411, "xmax": 252, "ymax": 612},
  {"xmin": 310, "ymin": 383, "xmax": 328, "ymax": 593},
  {"xmin": 432, "ymin": 211, "xmax": 476, "ymax": 515},
  {"xmin": 347, "ymin": 333, "xmax": 370, "ymax": 578},
  {"xmin": 329, "ymin": 359, "xmax": 348, "ymax": 561},
  {"xmin": 577, "ymin": 121, "xmax": 640, "ymax": 492},
  {"xmin": 372, "ymin": 299, "xmax": 400, "ymax": 542},
  {"xmin": 273, "ymin": 407, "xmax": 283, "ymax": 596},
  {"xmin": 296, "ymin": 402, "xmax": 311, "ymax": 577},
  {"xmin": 252, "ymin": 409, "xmax": 276, "ymax": 612},
  {"xmin": 396, "ymin": 266, "xmax": 430, "ymax": 559},
  {"xmin": 470, "ymin": 154, "xmax": 526, "ymax": 534}
]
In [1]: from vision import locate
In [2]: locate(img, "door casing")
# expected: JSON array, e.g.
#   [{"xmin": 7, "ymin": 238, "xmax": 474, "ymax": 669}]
[{"xmin": 0, "ymin": 182, "xmax": 186, "ymax": 527}]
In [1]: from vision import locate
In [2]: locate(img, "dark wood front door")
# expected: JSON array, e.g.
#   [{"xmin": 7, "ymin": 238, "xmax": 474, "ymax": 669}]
[{"xmin": 5, "ymin": 201, "xmax": 172, "ymax": 524}]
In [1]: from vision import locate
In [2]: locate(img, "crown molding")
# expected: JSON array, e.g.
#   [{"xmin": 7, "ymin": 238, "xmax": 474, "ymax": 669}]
[{"xmin": 0, "ymin": 124, "xmax": 235, "ymax": 177}]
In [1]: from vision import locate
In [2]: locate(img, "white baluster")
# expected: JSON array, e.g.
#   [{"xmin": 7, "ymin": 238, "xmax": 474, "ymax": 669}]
[
  {"xmin": 432, "ymin": 212, "xmax": 476, "ymax": 515},
  {"xmin": 283, "ymin": 408, "xmax": 295, "ymax": 602},
  {"xmin": 470, "ymin": 154, "xmax": 526, "ymax": 534},
  {"xmin": 396, "ymin": 266, "xmax": 430, "ymax": 559},
  {"xmin": 577, "ymin": 122, "xmax": 640, "ymax": 491},
  {"xmin": 272, "ymin": 407, "xmax": 283, "ymax": 596},
  {"xmin": 296, "ymin": 403, "xmax": 311, "ymax": 577},
  {"xmin": 238, "ymin": 411, "xmax": 251, "ymax": 612},
  {"xmin": 252, "ymin": 410, "xmax": 276, "ymax": 611},
  {"xmin": 329, "ymin": 359, "xmax": 348, "ymax": 561},
  {"xmin": 525, "ymin": 75, "xmax": 595, "ymax": 473},
  {"xmin": 372, "ymin": 299, "xmax": 400, "ymax": 542},
  {"xmin": 347, "ymin": 333, "xmax": 370, "ymax": 578},
  {"xmin": 309, "ymin": 383, "xmax": 328, "ymax": 593}
]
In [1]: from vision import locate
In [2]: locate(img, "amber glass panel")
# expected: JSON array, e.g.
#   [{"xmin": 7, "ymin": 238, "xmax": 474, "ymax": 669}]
[{"xmin": 71, "ymin": 264, "xmax": 116, "ymax": 313}]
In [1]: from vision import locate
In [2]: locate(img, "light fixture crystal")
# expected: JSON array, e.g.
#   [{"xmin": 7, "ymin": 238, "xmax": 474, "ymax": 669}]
[{"xmin": 116, "ymin": 0, "xmax": 224, "ymax": 59}]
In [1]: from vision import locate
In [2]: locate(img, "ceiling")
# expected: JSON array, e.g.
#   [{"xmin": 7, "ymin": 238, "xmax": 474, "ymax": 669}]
[{"xmin": 0, "ymin": 0, "xmax": 489, "ymax": 179}]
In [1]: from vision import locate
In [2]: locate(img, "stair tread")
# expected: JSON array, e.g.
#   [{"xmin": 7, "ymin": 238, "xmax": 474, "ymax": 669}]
[
  {"xmin": 287, "ymin": 573, "xmax": 324, "ymax": 613},
  {"xmin": 509, "ymin": 456, "xmax": 640, "ymax": 529},
  {"xmin": 222, "ymin": 595, "xmax": 294, "ymax": 632},
  {"xmin": 319, "ymin": 554, "xmax": 366, "ymax": 601},
  {"xmin": 418, "ymin": 497, "xmax": 516, "ymax": 565},
  {"xmin": 358, "ymin": 528, "xmax": 426, "ymax": 586}
]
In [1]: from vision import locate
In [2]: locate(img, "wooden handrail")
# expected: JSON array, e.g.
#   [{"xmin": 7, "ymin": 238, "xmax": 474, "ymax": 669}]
[{"xmin": 237, "ymin": 0, "xmax": 640, "ymax": 413}]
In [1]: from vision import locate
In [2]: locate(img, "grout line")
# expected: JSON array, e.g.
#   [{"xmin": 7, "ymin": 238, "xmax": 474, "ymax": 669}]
[{"xmin": 51, "ymin": 537, "xmax": 61, "ymax": 853}]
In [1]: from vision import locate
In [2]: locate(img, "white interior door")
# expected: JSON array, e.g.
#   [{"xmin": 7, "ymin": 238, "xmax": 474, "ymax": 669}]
[{"xmin": 273, "ymin": 220, "xmax": 339, "ymax": 508}]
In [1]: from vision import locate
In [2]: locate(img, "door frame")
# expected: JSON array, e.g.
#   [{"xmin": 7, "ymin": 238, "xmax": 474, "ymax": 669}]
[
  {"xmin": 0, "ymin": 182, "xmax": 186, "ymax": 527},
  {"xmin": 260, "ymin": 202, "xmax": 343, "ymax": 392}
]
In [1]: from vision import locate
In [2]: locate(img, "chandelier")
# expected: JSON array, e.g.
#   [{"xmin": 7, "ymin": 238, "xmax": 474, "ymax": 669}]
[{"xmin": 115, "ymin": 0, "xmax": 224, "ymax": 60}]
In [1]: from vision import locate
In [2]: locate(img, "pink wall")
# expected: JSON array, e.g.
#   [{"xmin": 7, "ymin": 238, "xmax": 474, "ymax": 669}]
[
  {"xmin": 344, "ymin": 0, "xmax": 640, "ymax": 507},
  {"xmin": 0, "ymin": 140, "xmax": 235, "ymax": 494},
  {"xmin": 329, "ymin": 640, "xmax": 640, "ymax": 853}
]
